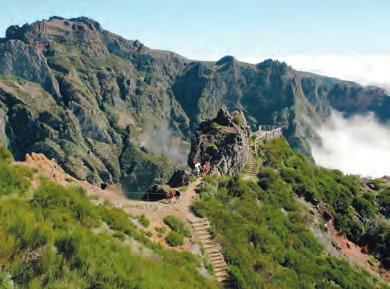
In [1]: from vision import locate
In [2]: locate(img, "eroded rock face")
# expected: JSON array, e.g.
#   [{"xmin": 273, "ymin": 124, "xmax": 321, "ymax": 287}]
[
  {"xmin": 0, "ymin": 40, "xmax": 60, "ymax": 97},
  {"xmin": 188, "ymin": 107, "xmax": 250, "ymax": 176}
]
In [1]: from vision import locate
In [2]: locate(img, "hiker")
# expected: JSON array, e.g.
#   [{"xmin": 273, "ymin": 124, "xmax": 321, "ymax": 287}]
[
  {"xmin": 202, "ymin": 164, "xmax": 207, "ymax": 176},
  {"xmin": 194, "ymin": 162, "xmax": 201, "ymax": 176},
  {"xmin": 175, "ymin": 190, "xmax": 181, "ymax": 201},
  {"xmin": 168, "ymin": 191, "xmax": 175, "ymax": 203}
]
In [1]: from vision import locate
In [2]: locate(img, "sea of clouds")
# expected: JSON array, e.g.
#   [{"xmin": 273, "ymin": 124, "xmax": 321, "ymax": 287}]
[
  {"xmin": 244, "ymin": 54, "xmax": 390, "ymax": 177},
  {"xmin": 309, "ymin": 111, "xmax": 390, "ymax": 178}
]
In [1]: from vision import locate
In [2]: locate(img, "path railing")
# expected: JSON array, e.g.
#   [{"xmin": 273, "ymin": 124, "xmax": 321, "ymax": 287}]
[{"xmin": 252, "ymin": 126, "xmax": 283, "ymax": 164}]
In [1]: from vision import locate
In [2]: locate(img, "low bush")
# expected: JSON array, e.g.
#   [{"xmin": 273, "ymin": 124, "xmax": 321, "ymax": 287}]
[
  {"xmin": 165, "ymin": 231, "xmax": 184, "ymax": 247},
  {"xmin": 163, "ymin": 215, "xmax": 191, "ymax": 237}
]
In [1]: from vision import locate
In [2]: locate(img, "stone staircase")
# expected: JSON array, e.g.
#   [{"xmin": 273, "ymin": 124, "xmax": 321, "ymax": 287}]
[
  {"xmin": 247, "ymin": 144, "xmax": 257, "ymax": 177},
  {"xmin": 190, "ymin": 218, "xmax": 235, "ymax": 288}
]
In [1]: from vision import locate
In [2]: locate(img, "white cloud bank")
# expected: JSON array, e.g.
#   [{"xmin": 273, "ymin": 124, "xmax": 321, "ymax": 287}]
[
  {"xmin": 241, "ymin": 54, "xmax": 390, "ymax": 177},
  {"xmin": 310, "ymin": 111, "xmax": 390, "ymax": 178},
  {"xmin": 242, "ymin": 54, "xmax": 390, "ymax": 91}
]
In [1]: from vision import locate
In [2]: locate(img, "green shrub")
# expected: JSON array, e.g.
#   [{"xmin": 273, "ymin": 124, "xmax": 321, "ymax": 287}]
[
  {"xmin": 0, "ymin": 162, "xmax": 32, "ymax": 196},
  {"xmin": 210, "ymin": 122, "xmax": 219, "ymax": 129},
  {"xmin": 0, "ymin": 146, "xmax": 13, "ymax": 163},
  {"xmin": 378, "ymin": 187, "xmax": 390, "ymax": 218},
  {"xmin": 155, "ymin": 226, "xmax": 166, "ymax": 235},
  {"xmin": 165, "ymin": 231, "xmax": 184, "ymax": 247},
  {"xmin": 232, "ymin": 114, "xmax": 243, "ymax": 125},
  {"xmin": 138, "ymin": 214, "xmax": 150, "ymax": 228},
  {"xmin": 163, "ymin": 215, "xmax": 191, "ymax": 237}
]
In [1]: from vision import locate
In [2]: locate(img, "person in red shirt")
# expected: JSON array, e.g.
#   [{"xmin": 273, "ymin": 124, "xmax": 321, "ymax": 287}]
[{"xmin": 202, "ymin": 164, "xmax": 207, "ymax": 176}]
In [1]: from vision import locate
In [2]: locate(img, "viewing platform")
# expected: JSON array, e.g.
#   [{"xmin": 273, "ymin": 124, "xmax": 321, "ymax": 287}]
[{"xmin": 254, "ymin": 125, "xmax": 283, "ymax": 140}]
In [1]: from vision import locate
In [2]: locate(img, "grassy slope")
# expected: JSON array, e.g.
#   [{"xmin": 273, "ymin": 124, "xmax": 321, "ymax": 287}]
[
  {"xmin": 0, "ymin": 147, "xmax": 218, "ymax": 289},
  {"xmin": 192, "ymin": 138, "xmax": 389, "ymax": 289}
]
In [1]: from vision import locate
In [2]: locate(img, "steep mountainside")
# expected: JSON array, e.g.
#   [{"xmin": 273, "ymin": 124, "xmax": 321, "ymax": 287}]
[
  {"xmin": 0, "ymin": 16, "xmax": 388, "ymax": 189},
  {"xmin": 193, "ymin": 138, "xmax": 390, "ymax": 288}
]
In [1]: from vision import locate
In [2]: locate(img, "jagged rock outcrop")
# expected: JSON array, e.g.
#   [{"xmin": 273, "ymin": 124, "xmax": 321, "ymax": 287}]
[{"xmin": 188, "ymin": 107, "xmax": 250, "ymax": 176}]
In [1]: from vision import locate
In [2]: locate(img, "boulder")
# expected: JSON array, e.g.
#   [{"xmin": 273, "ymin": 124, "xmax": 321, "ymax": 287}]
[
  {"xmin": 167, "ymin": 169, "xmax": 191, "ymax": 188},
  {"xmin": 143, "ymin": 185, "xmax": 172, "ymax": 201}
]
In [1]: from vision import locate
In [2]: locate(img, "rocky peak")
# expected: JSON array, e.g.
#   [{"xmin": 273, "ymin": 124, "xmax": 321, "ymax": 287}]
[
  {"xmin": 216, "ymin": 55, "xmax": 236, "ymax": 66},
  {"xmin": 215, "ymin": 106, "xmax": 235, "ymax": 126},
  {"xmin": 5, "ymin": 17, "xmax": 107, "ymax": 56},
  {"xmin": 188, "ymin": 107, "xmax": 250, "ymax": 176},
  {"xmin": 256, "ymin": 59, "xmax": 292, "ymax": 75}
]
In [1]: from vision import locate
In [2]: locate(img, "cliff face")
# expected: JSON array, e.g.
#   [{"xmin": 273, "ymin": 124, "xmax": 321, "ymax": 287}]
[
  {"xmin": 188, "ymin": 108, "xmax": 250, "ymax": 176},
  {"xmin": 0, "ymin": 16, "xmax": 388, "ymax": 189}
]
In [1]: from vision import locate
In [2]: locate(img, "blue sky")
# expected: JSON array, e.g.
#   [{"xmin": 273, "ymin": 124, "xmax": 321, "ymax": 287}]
[
  {"xmin": 1, "ymin": 0, "xmax": 389, "ymax": 56},
  {"xmin": 1, "ymin": 0, "xmax": 389, "ymax": 87}
]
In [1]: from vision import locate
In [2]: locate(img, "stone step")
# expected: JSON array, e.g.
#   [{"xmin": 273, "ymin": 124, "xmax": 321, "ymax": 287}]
[
  {"xmin": 193, "ymin": 221, "xmax": 210, "ymax": 227},
  {"xmin": 193, "ymin": 226, "xmax": 211, "ymax": 232},
  {"xmin": 194, "ymin": 231, "xmax": 212, "ymax": 239},
  {"xmin": 210, "ymin": 258, "xmax": 225, "ymax": 265},
  {"xmin": 194, "ymin": 227, "xmax": 211, "ymax": 233},
  {"xmin": 209, "ymin": 257, "xmax": 224, "ymax": 263},
  {"xmin": 208, "ymin": 251, "xmax": 223, "ymax": 257},
  {"xmin": 213, "ymin": 264, "xmax": 228, "ymax": 270},
  {"xmin": 192, "ymin": 222, "xmax": 210, "ymax": 228},
  {"xmin": 215, "ymin": 268, "xmax": 228, "ymax": 276},
  {"xmin": 198, "ymin": 236, "xmax": 213, "ymax": 242},
  {"xmin": 214, "ymin": 266, "xmax": 229, "ymax": 276},
  {"xmin": 216, "ymin": 273, "xmax": 229, "ymax": 280},
  {"xmin": 206, "ymin": 248, "xmax": 221, "ymax": 254},
  {"xmin": 209, "ymin": 254, "xmax": 223, "ymax": 260},
  {"xmin": 215, "ymin": 271, "xmax": 229, "ymax": 278},
  {"xmin": 191, "ymin": 218, "xmax": 208, "ymax": 224},
  {"xmin": 210, "ymin": 258, "xmax": 226, "ymax": 264},
  {"xmin": 203, "ymin": 244, "xmax": 217, "ymax": 249},
  {"xmin": 201, "ymin": 239, "xmax": 214, "ymax": 245}
]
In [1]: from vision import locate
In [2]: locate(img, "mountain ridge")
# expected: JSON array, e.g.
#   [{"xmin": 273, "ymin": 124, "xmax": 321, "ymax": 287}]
[{"xmin": 0, "ymin": 16, "xmax": 388, "ymax": 190}]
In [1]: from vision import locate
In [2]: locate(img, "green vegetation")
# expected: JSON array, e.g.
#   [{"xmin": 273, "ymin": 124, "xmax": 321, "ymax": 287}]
[
  {"xmin": 259, "ymin": 138, "xmax": 389, "ymax": 268},
  {"xmin": 165, "ymin": 231, "xmax": 185, "ymax": 247},
  {"xmin": 155, "ymin": 226, "xmax": 166, "ymax": 236},
  {"xmin": 192, "ymin": 138, "xmax": 388, "ymax": 289},
  {"xmin": 232, "ymin": 114, "xmax": 243, "ymax": 125},
  {"xmin": 0, "ymin": 147, "xmax": 218, "ymax": 289},
  {"xmin": 210, "ymin": 122, "xmax": 219, "ymax": 129},
  {"xmin": 163, "ymin": 216, "xmax": 191, "ymax": 247},
  {"xmin": 137, "ymin": 214, "xmax": 150, "ymax": 228},
  {"xmin": 163, "ymin": 215, "xmax": 191, "ymax": 237}
]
